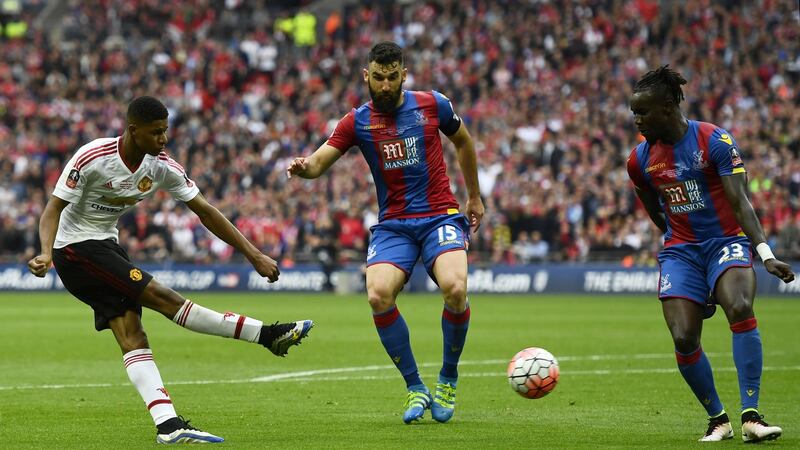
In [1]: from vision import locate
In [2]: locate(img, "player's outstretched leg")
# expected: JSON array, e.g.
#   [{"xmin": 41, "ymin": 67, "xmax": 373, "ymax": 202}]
[
  {"xmin": 741, "ymin": 410, "xmax": 782, "ymax": 443},
  {"xmin": 172, "ymin": 299, "xmax": 313, "ymax": 356},
  {"xmin": 156, "ymin": 416, "xmax": 224, "ymax": 444},
  {"xmin": 698, "ymin": 412, "xmax": 733, "ymax": 442},
  {"xmin": 259, "ymin": 320, "xmax": 315, "ymax": 357}
]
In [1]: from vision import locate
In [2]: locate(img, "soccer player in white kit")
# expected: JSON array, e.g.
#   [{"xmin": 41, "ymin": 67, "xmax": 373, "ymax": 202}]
[{"xmin": 27, "ymin": 96, "xmax": 313, "ymax": 444}]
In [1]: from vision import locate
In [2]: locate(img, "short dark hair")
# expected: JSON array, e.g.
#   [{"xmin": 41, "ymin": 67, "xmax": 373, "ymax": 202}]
[
  {"xmin": 633, "ymin": 65, "xmax": 687, "ymax": 105},
  {"xmin": 367, "ymin": 41, "xmax": 403, "ymax": 66},
  {"xmin": 127, "ymin": 96, "xmax": 168, "ymax": 124}
]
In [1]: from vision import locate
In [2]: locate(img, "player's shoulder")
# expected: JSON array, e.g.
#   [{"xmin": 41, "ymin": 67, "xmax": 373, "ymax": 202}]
[
  {"xmin": 344, "ymin": 105, "xmax": 361, "ymax": 117},
  {"xmin": 72, "ymin": 136, "xmax": 120, "ymax": 170},
  {"xmin": 693, "ymin": 120, "xmax": 735, "ymax": 146},
  {"xmin": 154, "ymin": 151, "xmax": 187, "ymax": 175},
  {"xmin": 410, "ymin": 89, "xmax": 449, "ymax": 102},
  {"xmin": 628, "ymin": 139, "xmax": 650, "ymax": 160}
]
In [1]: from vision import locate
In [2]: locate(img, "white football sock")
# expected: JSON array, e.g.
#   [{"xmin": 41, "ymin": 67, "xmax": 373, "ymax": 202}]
[
  {"xmin": 172, "ymin": 299, "xmax": 263, "ymax": 342},
  {"xmin": 123, "ymin": 349, "xmax": 176, "ymax": 426}
]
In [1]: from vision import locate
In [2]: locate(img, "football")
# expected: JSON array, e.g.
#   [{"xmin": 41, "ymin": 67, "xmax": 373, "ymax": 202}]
[{"xmin": 507, "ymin": 347, "xmax": 560, "ymax": 399}]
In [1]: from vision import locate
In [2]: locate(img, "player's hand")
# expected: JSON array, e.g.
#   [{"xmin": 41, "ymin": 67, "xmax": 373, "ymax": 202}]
[
  {"xmin": 764, "ymin": 258, "xmax": 795, "ymax": 283},
  {"xmin": 28, "ymin": 254, "xmax": 52, "ymax": 278},
  {"xmin": 286, "ymin": 157, "xmax": 309, "ymax": 179},
  {"xmin": 250, "ymin": 253, "xmax": 280, "ymax": 282},
  {"xmin": 465, "ymin": 196, "xmax": 485, "ymax": 233}
]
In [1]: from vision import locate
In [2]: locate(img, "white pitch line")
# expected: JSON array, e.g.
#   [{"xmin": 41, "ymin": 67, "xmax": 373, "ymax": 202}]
[
  {"xmin": 0, "ymin": 351, "xmax": 793, "ymax": 392},
  {"xmin": 277, "ymin": 365, "xmax": 800, "ymax": 382}
]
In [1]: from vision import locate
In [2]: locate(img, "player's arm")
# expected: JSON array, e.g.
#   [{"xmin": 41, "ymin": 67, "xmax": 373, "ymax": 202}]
[
  {"xmin": 720, "ymin": 173, "xmax": 794, "ymax": 283},
  {"xmin": 185, "ymin": 193, "xmax": 280, "ymax": 282},
  {"xmin": 28, "ymin": 195, "xmax": 70, "ymax": 277},
  {"xmin": 633, "ymin": 186, "xmax": 667, "ymax": 234},
  {"xmin": 286, "ymin": 143, "xmax": 343, "ymax": 179},
  {"xmin": 446, "ymin": 122, "xmax": 485, "ymax": 232}
]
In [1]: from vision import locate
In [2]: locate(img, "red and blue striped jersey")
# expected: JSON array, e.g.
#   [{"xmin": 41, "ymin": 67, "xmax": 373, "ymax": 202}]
[
  {"xmin": 326, "ymin": 90, "xmax": 462, "ymax": 221},
  {"xmin": 626, "ymin": 120, "xmax": 747, "ymax": 247}
]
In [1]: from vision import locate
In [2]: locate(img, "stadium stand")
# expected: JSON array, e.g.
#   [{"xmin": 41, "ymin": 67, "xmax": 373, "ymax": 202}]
[{"xmin": 0, "ymin": 0, "xmax": 798, "ymax": 266}]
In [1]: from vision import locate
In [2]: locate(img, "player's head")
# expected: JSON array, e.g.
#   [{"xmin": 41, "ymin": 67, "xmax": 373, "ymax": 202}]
[
  {"xmin": 630, "ymin": 65, "xmax": 687, "ymax": 142},
  {"xmin": 363, "ymin": 41, "xmax": 407, "ymax": 113},
  {"xmin": 126, "ymin": 96, "xmax": 169, "ymax": 155}
]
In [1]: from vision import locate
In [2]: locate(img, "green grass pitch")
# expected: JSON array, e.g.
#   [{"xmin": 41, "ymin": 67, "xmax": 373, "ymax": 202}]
[{"xmin": 0, "ymin": 292, "xmax": 798, "ymax": 448}]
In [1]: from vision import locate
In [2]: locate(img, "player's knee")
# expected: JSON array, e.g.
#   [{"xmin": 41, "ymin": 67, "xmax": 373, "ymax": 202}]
[
  {"xmin": 672, "ymin": 332, "xmax": 701, "ymax": 354},
  {"xmin": 367, "ymin": 288, "xmax": 395, "ymax": 312},
  {"xmin": 440, "ymin": 279, "xmax": 466, "ymax": 304},
  {"xmin": 140, "ymin": 280, "xmax": 185, "ymax": 316},
  {"xmin": 725, "ymin": 299, "xmax": 754, "ymax": 323},
  {"xmin": 118, "ymin": 330, "xmax": 150, "ymax": 353}
]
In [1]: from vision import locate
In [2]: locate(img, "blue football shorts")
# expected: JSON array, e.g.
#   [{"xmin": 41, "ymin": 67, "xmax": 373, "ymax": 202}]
[
  {"xmin": 657, "ymin": 235, "xmax": 753, "ymax": 305},
  {"xmin": 366, "ymin": 213, "xmax": 470, "ymax": 280}
]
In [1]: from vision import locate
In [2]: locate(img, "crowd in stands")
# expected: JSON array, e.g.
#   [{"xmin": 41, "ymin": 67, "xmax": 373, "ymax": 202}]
[{"xmin": 1, "ymin": 0, "xmax": 798, "ymax": 268}]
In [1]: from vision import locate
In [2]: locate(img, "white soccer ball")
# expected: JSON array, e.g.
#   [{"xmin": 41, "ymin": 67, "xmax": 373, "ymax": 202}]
[{"xmin": 507, "ymin": 347, "xmax": 560, "ymax": 399}]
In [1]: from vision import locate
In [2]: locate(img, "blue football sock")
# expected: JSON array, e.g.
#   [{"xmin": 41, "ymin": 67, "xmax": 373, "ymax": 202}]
[
  {"xmin": 731, "ymin": 318, "xmax": 761, "ymax": 411},
  {"xmin": 440, "ymin": 303, "xmax": 470, "ymax": 380},
  {"xmin": 373, "ymin": 306, "xmax": 422, "ymax": 389},
  {"xmin": 676, "ymin": 347, "xmax": 724, "ymax": 417}
]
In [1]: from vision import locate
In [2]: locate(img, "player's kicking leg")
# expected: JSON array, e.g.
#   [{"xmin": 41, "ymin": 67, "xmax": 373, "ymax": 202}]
[
  {"xmin": 140, "ymin": 279, "xmax": 313, "ymax": 356},
  {"xmin": 430, "ymin": 249, "xmax": 470, "ymax": 423}
]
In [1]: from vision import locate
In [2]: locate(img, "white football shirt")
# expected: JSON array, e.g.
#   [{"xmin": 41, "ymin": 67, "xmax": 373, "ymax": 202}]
[{"xmin": 52, "ymin": 136, "xmax": 200, "ymax": 248}]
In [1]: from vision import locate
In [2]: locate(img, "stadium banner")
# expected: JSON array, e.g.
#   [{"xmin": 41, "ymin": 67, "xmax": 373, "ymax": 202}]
[{"xmin": 0, "ymin": 263, "xmax": 798, "ymax": 296}]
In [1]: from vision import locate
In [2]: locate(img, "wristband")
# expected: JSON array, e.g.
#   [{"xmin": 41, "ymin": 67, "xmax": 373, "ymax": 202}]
[{"xmin": 755, "ymin": 242, "xmax": 775, "ymax": 261}]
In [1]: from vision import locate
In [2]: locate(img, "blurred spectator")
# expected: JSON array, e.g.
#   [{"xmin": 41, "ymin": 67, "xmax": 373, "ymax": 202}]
[
  {"xmin": 777, "ymin": 213, "xmax": 800, "ymax": 260},
  {"xmin": 0, "ymin": 0, "xmax": 798, "ymax": 267},
  {"xmin": 513, "ymin": 230, "xmax": 549, "ymax": 263}
]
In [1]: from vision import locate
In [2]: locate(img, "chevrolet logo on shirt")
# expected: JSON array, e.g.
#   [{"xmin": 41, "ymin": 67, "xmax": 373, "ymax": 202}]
[{"xmin": 99, "ymin": 196, "xmax": 140, "ymax": 206}]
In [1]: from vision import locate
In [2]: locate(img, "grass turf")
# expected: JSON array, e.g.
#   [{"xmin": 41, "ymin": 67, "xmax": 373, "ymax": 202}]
[{"xmin": 0, "ymin": 292, "xmax": 797, "ymax": 448}]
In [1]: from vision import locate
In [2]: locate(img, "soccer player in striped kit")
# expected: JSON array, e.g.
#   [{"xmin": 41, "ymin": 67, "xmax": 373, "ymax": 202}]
[
  {"xmin": 287, "ymin": 42, "xmax": 484, "ymax": 424},
  {"xmin": 27, "ymin": 96, "xmax": 313, "ymax": 444},
  {"xmin": 626, "ymin": 66, "xmax": 795, "ymax": 443}
]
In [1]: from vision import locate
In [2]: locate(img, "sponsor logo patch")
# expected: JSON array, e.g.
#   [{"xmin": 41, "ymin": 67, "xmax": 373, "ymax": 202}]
[
  {"xmin": 361, "ymin": 123, "xmax": 387, "ymax": 130},
  {"xmin": 659, "ymin": 179, "xmax": 706, "ymax": 214},
  {"xmin": 66, "ymin": 169, "xmax": 80, "ymax": 189},
  {"xmin": 379, "ymin": 137, "xmax": 420, "ymax": 170},
  {"xmin": 129, "ymin": 268, "xmax": 143, "ymax": 281},
  {"xmin": 99, "ymin": 196, "xmax": 140, "ymax": 207},
  {"xmin": 729, "ymin": 147, "xmax": 743, "ymax": 167}
]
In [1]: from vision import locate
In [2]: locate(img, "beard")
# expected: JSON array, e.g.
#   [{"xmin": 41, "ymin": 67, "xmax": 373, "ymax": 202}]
[{"xmin": 369, "ymin": 85, "xmax": 402, "ymax": 113}]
